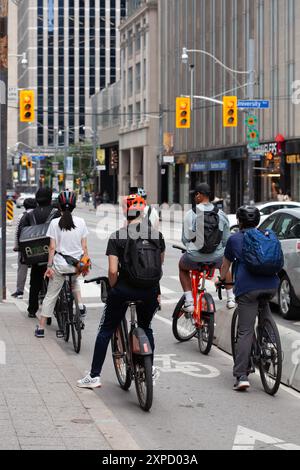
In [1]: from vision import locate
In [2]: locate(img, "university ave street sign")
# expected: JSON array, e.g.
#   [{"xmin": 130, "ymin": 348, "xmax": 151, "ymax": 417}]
[{"xmin": 238, "ymin": 100, "xmax": 270, "ymax": 109}]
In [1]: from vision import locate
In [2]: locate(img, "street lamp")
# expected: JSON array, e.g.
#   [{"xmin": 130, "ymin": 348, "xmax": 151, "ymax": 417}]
[{"xmin": 8, "ymin": 52, "xmax": 28, "ymax": 69}]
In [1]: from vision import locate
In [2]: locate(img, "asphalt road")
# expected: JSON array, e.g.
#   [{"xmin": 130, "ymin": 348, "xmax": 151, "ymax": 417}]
[{"xmin": 5, "ymin": 205, "xmax": 300, "ymax": 450}]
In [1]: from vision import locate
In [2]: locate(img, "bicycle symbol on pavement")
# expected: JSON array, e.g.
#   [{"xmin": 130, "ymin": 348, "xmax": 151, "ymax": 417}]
[{"xmin": 154, "ymin": 354, "xmax": 220, "ymax": 379}]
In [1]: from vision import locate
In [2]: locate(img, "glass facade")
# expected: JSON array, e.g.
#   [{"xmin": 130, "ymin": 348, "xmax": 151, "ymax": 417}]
[{"xmin": 37, "ymin": 0, "xmax": 44, "ymax": 146}]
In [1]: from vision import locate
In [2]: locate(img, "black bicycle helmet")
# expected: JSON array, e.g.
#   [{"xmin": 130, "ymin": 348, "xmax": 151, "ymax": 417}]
[
  {"xmin": 236, "ymin": 205, "xmax": 261, "ymax": 227},
  {"xmin": 58, "ymin": 191, "xmax": 77, "ymax": 211}
]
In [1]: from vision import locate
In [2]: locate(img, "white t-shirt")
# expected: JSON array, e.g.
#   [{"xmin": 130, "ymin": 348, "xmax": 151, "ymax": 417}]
[{"xmin": 47, "ymin": 215, "xmax": 89, "ymax": 273}]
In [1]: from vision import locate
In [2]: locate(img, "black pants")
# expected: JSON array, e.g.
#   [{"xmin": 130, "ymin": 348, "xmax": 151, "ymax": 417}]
[
  {"xmin": 233, "ymin": 289, "xmax": 276, "ymax": 378},
  {"xmin": 91, "ymin": 281, "xmax": 159, "ymax": 378},
  {"xmin": 28, "ymin": 264, "xmax": 47, "ymax": 315}
]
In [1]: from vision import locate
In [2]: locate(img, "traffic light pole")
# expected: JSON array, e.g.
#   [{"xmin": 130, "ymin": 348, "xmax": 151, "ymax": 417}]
[
  {"xmin": 0, "ymin": 0, "xmax": 8, "ymax": 301},
  {"xmin": 247, "ymin": 38, "xmax": 255, "ymax": 205}
]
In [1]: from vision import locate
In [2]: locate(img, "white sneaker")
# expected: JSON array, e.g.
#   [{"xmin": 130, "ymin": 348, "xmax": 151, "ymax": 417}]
[
  {"xmin": 227, "ymin": 299, "xmax": 236, "ymax": 309},
  {"xmin": 77, "ymin": 374, "xmax": 101, "ymax": 389},
  {"xmin": 182, "ymin": 302, "xmax": 194, "ymax": 314}
]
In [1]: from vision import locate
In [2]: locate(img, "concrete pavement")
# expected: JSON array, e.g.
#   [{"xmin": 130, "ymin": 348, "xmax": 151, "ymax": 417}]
[{"xmin": 0, "ymin": 301, "xmax": 139, "ymax": 450}]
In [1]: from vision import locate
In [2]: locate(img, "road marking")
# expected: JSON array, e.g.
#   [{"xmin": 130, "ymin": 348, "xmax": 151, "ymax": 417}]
[
  {"xmin": 155, "ymin": 354, "xmax": 220, "ymax": 379},
  {"xmin": 232, "ymin": 426, "xmax": 300, "ymax": 450}
]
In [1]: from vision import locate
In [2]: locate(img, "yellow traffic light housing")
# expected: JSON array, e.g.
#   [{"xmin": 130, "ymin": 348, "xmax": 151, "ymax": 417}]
[
  {"xmin": 21, "ymin": 155, "xmax": 28, "ymax": 166},
  {"xmin": 223, "ymin": 96, "xmax": 238, "ymax": 128},
  {"xmin": 176, "ymin": 97, "xmax": 191, "ymax": 129},
  {"xmin": 27, "ymin": 160, "xmax": 32, "ymax": 169},
  {"xmin": 20, "ymin": 90, "xmax": 35, "ymax": 123}
]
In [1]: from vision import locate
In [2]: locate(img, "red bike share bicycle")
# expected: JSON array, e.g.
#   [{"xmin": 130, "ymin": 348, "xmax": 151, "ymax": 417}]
[{"xmin": 172, "ymin": 245, "xmax": 217, "ymax": 355}]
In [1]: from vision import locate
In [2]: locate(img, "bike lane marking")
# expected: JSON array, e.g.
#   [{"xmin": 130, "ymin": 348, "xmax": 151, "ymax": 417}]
[
  {"xmin": 154, "ymin": 354, "xmax": 220, "ymax": 378},
  {"xmin": 232, "ymin": 426, "xmax": 300, "ymax": 450}
]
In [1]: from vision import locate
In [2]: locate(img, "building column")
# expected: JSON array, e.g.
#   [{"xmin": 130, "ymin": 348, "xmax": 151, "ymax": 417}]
[
  {"xmin": 143, "ymin": 145, "xmax": 158, "ymax": 204},
  {"xmin": 119, "ymin": 149, "xmax": 130, "ymax": 196}
]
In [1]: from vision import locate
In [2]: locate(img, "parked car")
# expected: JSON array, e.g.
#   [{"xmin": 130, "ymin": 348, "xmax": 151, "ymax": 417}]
[
  {"xmin": 16, "ymin": 192, "xmax": 36, "ymax": 208},
  {"xmin": 6, "ymin": 190, "xmax": 17, "ymax": 203},
  {"xmin": 228, "ymin": 201, "xmax": 300, "ymax": 232},
  {"xmin": 259, "ymin": 208, "xmax": 300, "ymax": 319}
]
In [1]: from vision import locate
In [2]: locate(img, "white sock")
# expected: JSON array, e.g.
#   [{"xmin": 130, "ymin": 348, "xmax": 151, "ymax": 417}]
[
  {"xmin": 184, "ymin": 291, "xmax": 193, "ymax": 303},
  {"xmin": 78, "ymin": 304, "xmax": 84, "ymax": 310},
  {"xmin": 226, "ymin": 289, "xmax": 234, "ymax": 301}
]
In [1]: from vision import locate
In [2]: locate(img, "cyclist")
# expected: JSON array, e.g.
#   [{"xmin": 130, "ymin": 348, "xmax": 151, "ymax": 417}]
[
  {"xmin": 34, "ymin": 191, "xmax": 90, "ymax": 338},
  {"xmin": 77, "ymin": 193, "xmax": 165, "ymax": 389},
  {"xmin": 129, "ymin": 186, "xmax": 160, "ymax": 229},
  {"xmin": 180, "ymin": 183, "xmax": 235, "ymax": 313},
  {"xmin": 218, "ymin": 206, "xmax": 280, "ymax": 391}
]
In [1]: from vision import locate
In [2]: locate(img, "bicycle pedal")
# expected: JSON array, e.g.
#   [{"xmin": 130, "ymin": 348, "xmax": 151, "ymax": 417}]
[{"xmin": 56, "ymin": 330, "xmax": 64, "ymax": 339}]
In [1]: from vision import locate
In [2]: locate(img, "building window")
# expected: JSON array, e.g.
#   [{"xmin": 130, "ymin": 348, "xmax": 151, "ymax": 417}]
[
  {"xmin": 128, "ymin": 30, "xmax": 133, "ymax": 57},
  {"xmin": 136, "ymin": 63, "xmax": 141, "ymax": 93},
  {"xmin": 136, "ymin": 101, "xmax": 141, "ymax": 124},
  {"xmin": 143, "ymin": 59, "xmax": 146, "ymax": 90},
  {"xmin": 128, "ymin": 105, "xmax": 133, "ymax": 125},
  {"xmin": 128, "ymin": 67, "xmax": 133, "ymax": 97},
  {"xmin": 136, "ymin": 24, "xmax": 141, "ymax": 51}
]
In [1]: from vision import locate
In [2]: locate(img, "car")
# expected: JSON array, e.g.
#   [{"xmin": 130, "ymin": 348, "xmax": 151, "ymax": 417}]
[
  {"xmin": 259, "ymin": 208, "xmax": 300, "ymax": 320},
  {"xmin": 6, "ymin": 190, "xmax": 17, "ymax": 203},
  {"xmin": 16, "ymin": 192, "xmax": 36, "ymax": 208},
  {"xmin": 228, "ymin": 201, "xmax": 300, "ymax": 232}
]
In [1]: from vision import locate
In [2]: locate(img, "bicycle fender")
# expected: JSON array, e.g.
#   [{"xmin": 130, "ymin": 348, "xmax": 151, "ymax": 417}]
[
  {"xmin": 131, "ymin": 327, "xmax": 153, "ymax": 356},
  {"xmin": 201, "ymin": 293, "xmax": 216, "ymax": 315}
]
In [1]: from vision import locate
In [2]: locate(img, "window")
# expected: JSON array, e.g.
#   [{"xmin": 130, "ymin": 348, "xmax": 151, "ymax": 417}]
[
  {"xmin": 128, "ymin": 67, "xmax": 133, "ymax": 97},
  {"xmin": 276, "ymin": 215, "xmax": 296, "ymax": 239},
  {"xmin": 260, "ymin": 215, "xmax": 279, "ymax": 232},
  {"xmin": 136, "ymin": 101, "xmax": 141, "ymax": 123},
  {"xmin": 128, "ymin": 30, "xmax": 133, "ymax": 57},
  {"xmin": 136, "ymin": 63, "xmax": 141, "ymax": 93},
  {"xmin": 128, "ymin": 105, "xmax": 133, "ymax": 125},
  {"xmin": 136, "ymin": 24, "xmax": 141, "ymax": 51},
  {"xmin": 288, "ymin": 220, "xmax": 300, "ymax": 239}
]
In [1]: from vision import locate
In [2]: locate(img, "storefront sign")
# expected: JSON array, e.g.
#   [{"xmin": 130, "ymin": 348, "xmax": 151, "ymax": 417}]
[
  {"xmin": 254, "ymin": 142, "xmax": 278, "ymax": 155},
  {"xmin": 286, "ymin": 154, "xmax": 300, "ymax": 164},
  {"xmin": 191, "ymin": 160, "xmax": 229, "ymax": 172},
  {"xmin": 163, "ymin": 156, "xmax": 175, "ymax": 164}
]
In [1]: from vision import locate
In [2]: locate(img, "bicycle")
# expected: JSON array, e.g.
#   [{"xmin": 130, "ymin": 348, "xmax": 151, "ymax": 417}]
[
  {"xmin": 54, "ymin": 273, "xmax": 82, "ymax": 354},
  {"xmin": 220, "ymin": 283, "xmax": 283, "ymax": 396},
  {"xmin": 85, "ymin": 276, "xmax": 154, "ymax": 412},
  {"xmin": 172, "ymin": 245, "xmax": 217, "ymax": 355}
]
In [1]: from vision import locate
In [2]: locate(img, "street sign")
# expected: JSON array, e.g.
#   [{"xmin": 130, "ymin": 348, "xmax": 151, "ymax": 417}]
[
  {"xmin": 238, "ymin": 100, "xmax": 270, "ymax": 109},
  {"xmin": 31, "ymin": 155, "xmax": 46, "ymax": 161},
  {"xmin": 8, "ymin": 86, "xmax": 18, "ymax": 102}
]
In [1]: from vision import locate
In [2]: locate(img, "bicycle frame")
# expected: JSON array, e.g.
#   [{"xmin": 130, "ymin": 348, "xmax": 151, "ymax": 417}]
[{"xmin": 191, "ymin": 268, "xmax": 215, "ymax": 328}]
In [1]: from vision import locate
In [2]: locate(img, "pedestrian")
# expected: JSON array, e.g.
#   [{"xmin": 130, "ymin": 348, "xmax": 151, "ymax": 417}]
[
  {"xmin": 11, "ymin": 198, "xmax": 37, "ymax": 299},
  {"xmin": 85, "ymin": 191, "xmax": 90, "ymax": 206},
  {"xmin": 18, "ymin": 187, "xmax": 60, "ymax": 318}
]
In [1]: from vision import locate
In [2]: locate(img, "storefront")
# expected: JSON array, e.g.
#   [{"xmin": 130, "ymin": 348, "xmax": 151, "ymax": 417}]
[
  {"xmin": 285, "ymin": 140, "xmax": 300, "ymax": 202},
  {"xmin": 252, "ymin": 142, "xmax": 282, "ymax": 202}
]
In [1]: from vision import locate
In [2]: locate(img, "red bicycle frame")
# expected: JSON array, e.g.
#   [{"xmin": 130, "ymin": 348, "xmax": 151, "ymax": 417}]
[{"xmin": 191, "ymin": 267, "xmax": 215, "ymax": 328}]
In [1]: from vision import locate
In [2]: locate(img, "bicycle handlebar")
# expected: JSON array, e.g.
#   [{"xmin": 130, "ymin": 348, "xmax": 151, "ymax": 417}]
[
  {"xmin": 172, "ymin": 245, "xmax": 187, "ymax": 254},
  {"xmin": 216, "ymin": 281, "xmax": 235, "ymax": 300},
  {"xmin": 84, "ymin": 276, "xmax": 109, "ymax": 287}
]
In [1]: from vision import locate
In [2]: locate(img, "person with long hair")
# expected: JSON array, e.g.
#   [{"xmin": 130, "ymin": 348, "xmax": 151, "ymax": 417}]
[{"xmin": 34, "ymin": 191, "xmax": 90, "ymax": 338}]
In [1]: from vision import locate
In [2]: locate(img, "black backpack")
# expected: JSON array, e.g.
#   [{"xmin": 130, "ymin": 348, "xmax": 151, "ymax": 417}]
[
  {"xmin": 123, "ymin": 225, "xmax": 162, "ymax": 288},
  {"xmin": 19, "ymin": 209, "xmax": 58, "ymax": 266},
  {"xmin": 192, "ymin": 206, "xmax": 223, "ymax": 254}
]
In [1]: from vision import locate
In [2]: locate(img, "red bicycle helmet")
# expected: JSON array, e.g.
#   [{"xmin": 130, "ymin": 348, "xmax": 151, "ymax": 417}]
[{"xmin": 123, "ymin": 194, "xmax": 146, "ymax": 215}]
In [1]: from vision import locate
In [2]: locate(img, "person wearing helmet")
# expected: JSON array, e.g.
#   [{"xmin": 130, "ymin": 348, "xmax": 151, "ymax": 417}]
[
  {"xmin": 34, "ymin": 191, "xmax": 90, "ymax": 338},
  {"xmin": 180, "ymin": 183, "xmax": 234, "ymax": 313},
  {"xmin": 77, "ymin": 193, "xmax": 165, "ymax": 389},
  {"xmin": 18, "ymin": 188, "xmax": 60, "ymax": 318},
  {"xmin": 218, "ymin": 205, "xmax": 280, "ymax": 391},
  {"xmin": 129, "ymin": 187, "xmax": 160, "ymax": 229}
]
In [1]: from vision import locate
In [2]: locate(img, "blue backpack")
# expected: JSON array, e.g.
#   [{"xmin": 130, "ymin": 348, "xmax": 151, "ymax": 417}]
[{"xmin": 242, "ymin": 229, "xmax": 284, "ymax": 276}]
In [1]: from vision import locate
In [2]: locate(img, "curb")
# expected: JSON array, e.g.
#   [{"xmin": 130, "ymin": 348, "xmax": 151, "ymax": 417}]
[{"xmin": 214, "ymin": 306, "xmax": 300, "ymax": 393}]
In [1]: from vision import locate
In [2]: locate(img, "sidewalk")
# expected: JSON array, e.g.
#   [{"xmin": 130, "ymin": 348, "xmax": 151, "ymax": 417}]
[{"xmin": 0, "ymin": 301, "xmax": 139, "ymax": 450}]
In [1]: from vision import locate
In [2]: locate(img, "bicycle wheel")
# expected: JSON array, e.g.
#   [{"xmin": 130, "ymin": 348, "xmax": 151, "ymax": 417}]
[
  {"xmin": 70, "ymin": 302, "xmax": 82, "ymax": 354},
  {"xmin": 134, "ymin": 355, "xmax": 153, "ymax": 412},
  {"xmin": 172, "ymin": 296, "xmax": 197, "ymax": 342},
  {"xmin": 231, "ymin": 308, "xmax": 239, "ymax": 361},
  {"xmin": 258, "ymin": 316, "xmax": 282, "ymax": 396},
  {"xmin": 111, "ymin": 324, "xmax": 132, "ymax": 391},
  {"xmin": 55, "ymin": 287, "xmax": 70, "ymax": 342},
  {"xmin": 198, "ymin": 314, "xmax": 215, "ymax": 355}
]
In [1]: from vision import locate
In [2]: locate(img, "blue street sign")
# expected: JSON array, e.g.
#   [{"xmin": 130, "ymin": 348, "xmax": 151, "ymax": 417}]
[
  {"xmin": 31, "ymin": 155, "xmax": 46, "ymax": 161},
  {"xmin": 238, "ymin": 100, "xmax": 270, "ymax": 109}
]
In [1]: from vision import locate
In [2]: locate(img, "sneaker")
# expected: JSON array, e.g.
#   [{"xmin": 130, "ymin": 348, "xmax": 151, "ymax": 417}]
[
  {"xmin": 11, "ymin": 291, "xmax": 24, "ymax": 299},
  {"xmin": 233, "ymin": 376, "xmax": 250, "ymax": 391},
  {"xmin": 77, "ymin": 374, "xmax": 101, "ymax": 389},
  {"xmin": 34, "ymin": 326, "xmax": 44, "ymax": 338},
  {"xmin": 182, "ymin": 302, "xmax": 194, "ymax": 314},
  {"xmin": 80, "ymin": 305, "xmax": 87, "ymax": 319},
  {"xmin": 227, "ymin": 299, "xmax": 236, "ymax": 309},
  {"xmin": 28, "ymin": 311, "xmax": 37, "ymax": 319}
]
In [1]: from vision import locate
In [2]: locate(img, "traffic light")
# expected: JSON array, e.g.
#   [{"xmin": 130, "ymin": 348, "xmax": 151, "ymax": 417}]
[
  {"xmin": 21, "ymin": 155, "xmax": 28, "ymax": 166},
  {"xmin": 176, "ymin": 97, "xmax": 191, "ymax": 129},
  {"xmin": 27, "ymin": 160, "xmax": 32, "ymax": 169},
  {"xmin": 19, "ymin": 90, "xmax": 35, "ymax": 123},
  {"xmin": 223, "ymin": 96, "xmax": 238, "ymax": 128},
  {"xmin": 58, "ymin": 174, "xmax": 64, "ymax": 183}
]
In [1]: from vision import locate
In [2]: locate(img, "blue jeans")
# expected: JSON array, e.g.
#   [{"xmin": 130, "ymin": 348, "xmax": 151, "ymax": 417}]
[{"xmin": 91, "ymin": 281, "xmax": 159, "ymax": 378}]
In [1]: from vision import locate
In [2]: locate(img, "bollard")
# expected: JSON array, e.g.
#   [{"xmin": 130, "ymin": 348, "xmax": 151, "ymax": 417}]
[{"xmin": 6, "ymin": 199, "xmax": 14, "ymax": 224}]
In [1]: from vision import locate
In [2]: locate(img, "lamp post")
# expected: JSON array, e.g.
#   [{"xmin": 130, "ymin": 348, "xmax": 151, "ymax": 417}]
[{"xmin": 181, "ymin": 45, "xmax": 256, "ymax": 204}]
